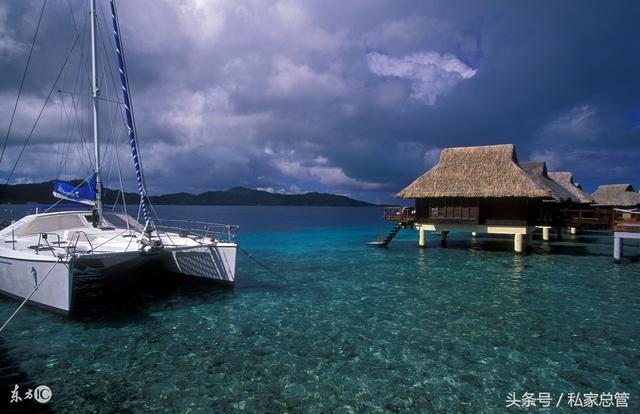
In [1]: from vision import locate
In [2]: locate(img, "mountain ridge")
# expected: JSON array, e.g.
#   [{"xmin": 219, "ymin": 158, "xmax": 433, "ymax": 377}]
[{"xmin": 0, "ymin": 181, "xmax": 376, "ymax": 207}]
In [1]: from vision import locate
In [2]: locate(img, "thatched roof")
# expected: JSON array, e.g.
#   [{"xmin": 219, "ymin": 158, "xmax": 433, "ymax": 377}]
[
  {"xmin": 396, "ymin": 144, "xmax": 554, "ymax": 199},
  {"xmin": 547, "ymin": 172, "xmax": 594, "ymax": 204},
  {"xmin": 592, "ymin": 184, "xmax": 640, "ymax": 207},
  {"xmin": 520, "ymin": 162, "xmax": 576, "ymax": 203}
]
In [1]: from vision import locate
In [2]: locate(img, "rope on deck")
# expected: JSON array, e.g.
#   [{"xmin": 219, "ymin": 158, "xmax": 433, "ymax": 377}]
[
  {"xmin": 238, "ymin": 245, "xmax": 289, "ymax": 283},
  {"xmin": 0, "ymin": 259, "xmax": 63, "ymax": 333}
]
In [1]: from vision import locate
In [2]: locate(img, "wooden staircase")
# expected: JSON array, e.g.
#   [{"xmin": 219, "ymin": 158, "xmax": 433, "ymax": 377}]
[
  {"xmin": 367, "ymin": 222, "xmax": 404, "ymax": 247},
  {"xmin": 367, "ymin": 206, "xmax": 415, "ymax": 247}
]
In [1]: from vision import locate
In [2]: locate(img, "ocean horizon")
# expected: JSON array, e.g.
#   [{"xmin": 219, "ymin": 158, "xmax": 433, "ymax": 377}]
[{"xmin": 1, "ymin": 205, "xmax": 638, "ymax": 412}]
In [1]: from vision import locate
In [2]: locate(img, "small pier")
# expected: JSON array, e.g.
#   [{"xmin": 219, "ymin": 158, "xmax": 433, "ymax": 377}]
[{"xmin": 613, "ymin": 209, "xmax": 640, "ymax": 263}]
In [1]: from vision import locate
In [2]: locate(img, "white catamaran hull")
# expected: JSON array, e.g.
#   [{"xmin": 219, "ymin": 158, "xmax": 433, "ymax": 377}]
[
  {"xmin": 0, "ymin": 253, "xmax": 72, "ymax": 313},
  {"xmin": 161, "ymin": 243, "xmax": 237, "ymax": 285},
  {"xmin": 0, "ymin": 243, "xmax": 237, "ymax": 314}
]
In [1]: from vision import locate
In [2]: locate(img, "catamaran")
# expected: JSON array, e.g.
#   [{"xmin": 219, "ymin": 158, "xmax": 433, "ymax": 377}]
[{"xmin": 0, "ymin": 0, "xmax": 238, "ymax": 314}]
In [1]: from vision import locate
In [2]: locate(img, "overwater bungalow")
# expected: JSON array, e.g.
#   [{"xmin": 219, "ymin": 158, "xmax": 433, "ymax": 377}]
[
  {"xmin": 518, "ymin": 162, "xmax": 579, "ymax": 239},
  {"xmin": 547, "ymin": 172, "xmax": 612, "ymax": 231},
  {"xmin": 548, "ymin": 172, "xmax": 593, "ymax": 205},
  {"xmin": 394, "ymin": 144, "xmax": 559, "ymax": 253},
  {"xmin": 592, "ymin": 184, "xmax": 640, "ymax": 208},
  {"xmin": 591, "ymin": 185, "xmax": 640, "ymax": 262}
]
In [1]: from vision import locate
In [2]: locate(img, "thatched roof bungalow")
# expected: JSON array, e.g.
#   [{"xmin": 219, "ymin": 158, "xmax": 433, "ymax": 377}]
[
  {"xmin": 592, "ymin": 184, "xmax": 640, "ymax": 207},
  {"xmin": 545, "ymin": 172, "xmax": 614, "ymax": 230},
  {"xmin": 396, "ymin": 144, "xmax": 557, "ymax": 227},
  {"xmin": 519, "ymin": 162, "xmax": 576, "ymax": 203},
  {"xmin": 396, "ymin": 144, "xmax": 552, "ymax": 199},
  {"xmin": 548, "ymin": 172, "xmax": 594, "ymax": 204}
]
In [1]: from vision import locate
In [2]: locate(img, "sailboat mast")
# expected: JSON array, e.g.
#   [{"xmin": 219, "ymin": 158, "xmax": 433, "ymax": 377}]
[{"xmin": 90, "ymin": 0, "xmax": 102, "ymax": 223}]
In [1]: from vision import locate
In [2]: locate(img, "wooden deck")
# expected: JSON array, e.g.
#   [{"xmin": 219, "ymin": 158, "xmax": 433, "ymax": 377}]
[
  {"xmin": 612, "ymin": 208, "xmax": 640, "ymax": 263},
  {"xmin": 383, "ymin": 206, "xmax": 416, "ymax": 226},
  {"xmin": 613, "ymin": 209, "xmax": 640, "ymax": 233},
  {"xmin": 556, "ymin": 207, "xmax": 611, "ymax": 230}
]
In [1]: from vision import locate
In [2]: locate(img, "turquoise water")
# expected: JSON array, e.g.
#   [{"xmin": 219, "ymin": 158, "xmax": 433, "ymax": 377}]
[{"xmin": 1, "ymin": 206, "xmax": 639, "ymax": 412}]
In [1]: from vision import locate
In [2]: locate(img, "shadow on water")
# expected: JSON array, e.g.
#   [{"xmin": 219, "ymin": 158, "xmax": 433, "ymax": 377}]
[
  {"xmin": 530, "ymin": 243, "xmax": 598, "ymax": 257},
  {"xmin": 70, "ymin": 268, "xmax": 238, "ymax": 325},
  {"xmin": 434, "ymin": 237, "xmax": 598, "ymax": 256},
  {"xmin": 618, "ymin": 254, "xmax": 640, "ymax": 264},
  {"xmin": 389, "ymin": 235, "xmax": 615, "ymax": 258},
  {"xmin": 0, "ymin": 339, "xmax": 53, "ymax": 414}
]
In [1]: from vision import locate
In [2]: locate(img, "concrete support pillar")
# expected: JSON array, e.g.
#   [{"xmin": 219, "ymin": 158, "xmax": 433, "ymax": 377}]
[
  {"xmin": 570, "ymin": 227, "xmax": 577, "ymax": 235},
  {"xmin": 542, "ymin": 227, "xmax": 550, "ymax": 241},
  {"xmin": 418, "ymin": 228, "xmax": 426, "ymax": 248},
  {"xmin": 614, "ymin": 237, "xmax": 623, "ymax": 263},
  {"xmin": 471, "ymin": 231, "xmax": 477, "ymax": 237},
  {"xmin": 440, "ymin": 231, "xmax": 448, "ymax": 247},
  {"xmin": 514, "ymin": 233, "xmax": 524, "ymax": 254}
]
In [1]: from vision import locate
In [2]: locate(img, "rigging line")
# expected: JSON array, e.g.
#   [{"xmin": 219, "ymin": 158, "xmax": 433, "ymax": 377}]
[
  {"xmin": 65, "ymin": 0, "xmax": 92, "ymax": 89},
  {"xmin": 98, "ymin": 1, "xmax": 128, "ymax": 169},
  {"xmin": 108, "ymin": 112, "xmax": 129, "ymax": 216},
  {"xmin": 5, "ymin": 34, "xmax": 80, "ymax": 184},
  {"xmin": 56, "ymin": 55, "xmax": 71, "ymax": 179},
  {"xmin": 56, "ymin": 77, "xmax": 64, "ymax": 178},
  {"xmin": 61, "ymin": 90, "xmax": 94, "ymax": 170},
  {"xmin": 238, "ymin": 246, "xmax": 289, "ymax": 283},
  {"xmin": 59, "ymin": 44, "xmax": 85, "ymax": 178},
  {"xmin": 100, "ymin": 56, "xmax": 125, "ymax": 210},
  {"xmin": 0, "ymin": 0, "xmax": 48, "ymax": 167},
  {"xmin": 101, "ymin": 63, "xmax": 122, "ymax": 180},
  {"xmin": 68, "ymin": 72, "xmax": 94, "ymax": 168},
  {"xmin": 60, "ymin": 92, "xmax": 83, "ymax": 168},
  {"xmin": 97, "ymin": 1, "xmax": 129, "ymax": 146},
  {"xmin": 57, "ymin": 94, "xmax": 73, "ymax": 176},
  {"xmin": 0, "ymin": 258, "xmax": 63, "ymax": 334}
]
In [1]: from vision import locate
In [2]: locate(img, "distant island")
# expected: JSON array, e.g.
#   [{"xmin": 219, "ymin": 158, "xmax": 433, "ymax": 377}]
[{"xmin": 0, "ymin": 181, "xmax": 375, "ymax": 207}]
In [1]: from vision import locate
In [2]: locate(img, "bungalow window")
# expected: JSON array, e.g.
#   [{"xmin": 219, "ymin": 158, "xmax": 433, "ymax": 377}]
[{"xmin": 431, "ymin": 207, "xmax": 439, "ymax": 217}]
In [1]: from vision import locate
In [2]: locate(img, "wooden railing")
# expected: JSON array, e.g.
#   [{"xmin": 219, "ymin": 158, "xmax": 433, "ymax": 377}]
[
  {"xmin": 613, "ymin": 209, "xmax": 640, "ymax": 233},
  {"xmin": 556, "ymin": 207, "xmax": 611, "ymax": 229},
  {"xmin": 383, "ymin": 206, "xmax": 416, "ymax": 224}
]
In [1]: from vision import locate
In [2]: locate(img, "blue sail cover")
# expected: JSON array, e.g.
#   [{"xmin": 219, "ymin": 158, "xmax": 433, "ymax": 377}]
[
  {"xmin": 110, "ymin": 0, "xmax": 150, "ymax": 224},
  {"xmin": 52, "ymin": 175, "xmax": 97, "ymax": 206}
]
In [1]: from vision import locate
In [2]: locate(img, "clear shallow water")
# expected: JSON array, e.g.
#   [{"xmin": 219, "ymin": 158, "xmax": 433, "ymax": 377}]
[{"xmin": 1, "ymin": 206, "xmax": 639, "ymax": 412}]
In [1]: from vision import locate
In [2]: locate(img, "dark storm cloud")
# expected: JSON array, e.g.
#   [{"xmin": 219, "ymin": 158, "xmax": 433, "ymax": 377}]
[{"xmin": 1, "ymin": 0, "xmax": 638, "ymax": 203}]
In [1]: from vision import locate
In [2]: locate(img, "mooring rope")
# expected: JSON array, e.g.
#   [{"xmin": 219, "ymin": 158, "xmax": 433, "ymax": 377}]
[
  {"xmin": 0, "ymin": 259, "xmax": 63, "ymax": 333},
  {"xmin": 238, "ymin": 245, "xmax": 289, "ymax": 283}
]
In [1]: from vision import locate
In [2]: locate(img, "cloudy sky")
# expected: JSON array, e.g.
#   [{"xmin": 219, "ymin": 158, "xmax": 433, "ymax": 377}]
[{"xmin": 1, "ymin": 0, "xmax": 639, "ymax": 203}]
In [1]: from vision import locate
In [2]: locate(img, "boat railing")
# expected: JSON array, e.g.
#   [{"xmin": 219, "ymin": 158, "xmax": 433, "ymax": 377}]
[
  {"xmin": 153, "ymin": 219, "xmax": 239, "ymax": 243},
  {"xmin": 30, "ymin": 232, "xmax": 64, "ymax": 256},
  {"xmin": 66, "ymin": 231, "xmax": 94, "ymax": 254}
]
